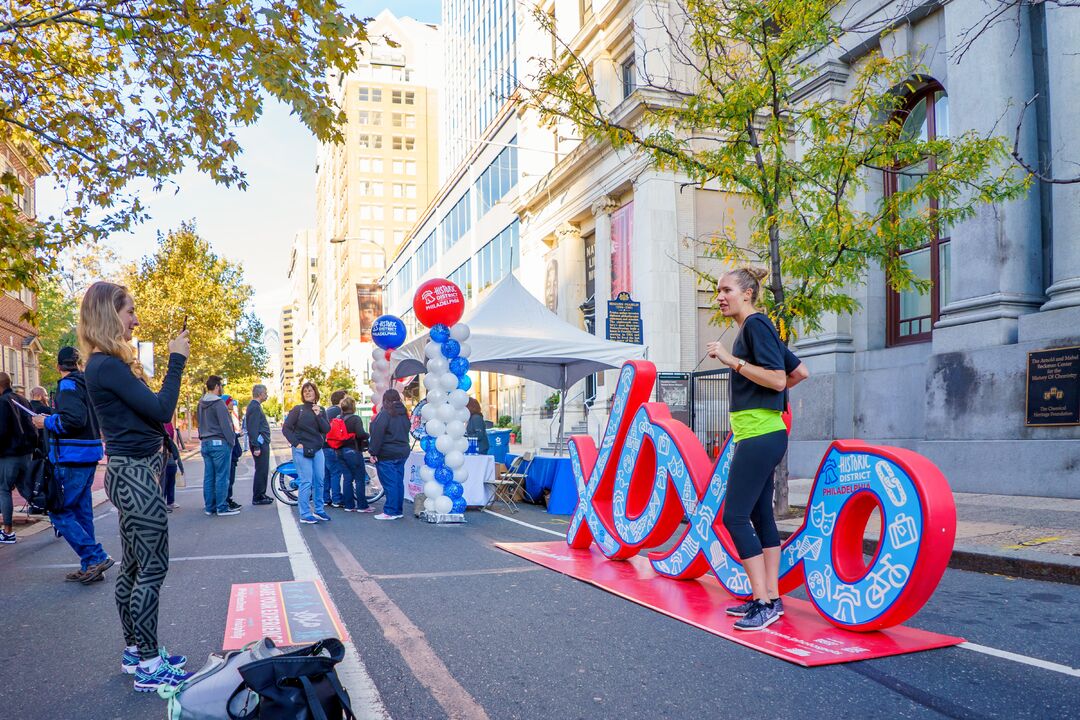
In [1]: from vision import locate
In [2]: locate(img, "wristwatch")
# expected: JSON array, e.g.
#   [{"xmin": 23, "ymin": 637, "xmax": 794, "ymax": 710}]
[{"xmin": 734, "ymin": 359, "xmax": 746, "ymax": 375}]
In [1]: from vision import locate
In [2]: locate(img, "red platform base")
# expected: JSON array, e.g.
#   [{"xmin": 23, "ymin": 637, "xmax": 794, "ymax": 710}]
[{"xmin": 497, "ymin": 541, "xmax": 963, "ymax": 667}]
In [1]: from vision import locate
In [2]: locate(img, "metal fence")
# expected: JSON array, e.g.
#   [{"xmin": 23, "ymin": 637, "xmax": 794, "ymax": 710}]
[{"xmin": 690, "ymin": 369, "xmax": 731, "ymax": 458}]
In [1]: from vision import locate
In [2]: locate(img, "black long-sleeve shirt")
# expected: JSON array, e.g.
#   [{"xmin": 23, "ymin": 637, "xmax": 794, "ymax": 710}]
[
  {"xmin": 85, "ymin": 351, "xmax": 187, "ymax": 458},
  {"xmin": 282, "ymin": 403, "xmax": 330, "ymax": 452},
  {"xmin": 340, "ymin": 414, "xmax": 370, "ymax": 453},
  {"xmin": 367, "ymin": 411, "xmax": 411, "ymax": 461}
]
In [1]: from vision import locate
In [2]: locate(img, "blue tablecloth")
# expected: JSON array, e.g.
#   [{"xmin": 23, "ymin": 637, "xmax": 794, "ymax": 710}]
[{"xmin": 504, "ymin": 454, "xmax": 579, "ymax": 515}]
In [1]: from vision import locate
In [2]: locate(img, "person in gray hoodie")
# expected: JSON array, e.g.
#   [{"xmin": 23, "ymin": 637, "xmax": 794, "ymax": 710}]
[{"xmin": 197, "ymin": 375, "xmax": 238, "ymax": 517}]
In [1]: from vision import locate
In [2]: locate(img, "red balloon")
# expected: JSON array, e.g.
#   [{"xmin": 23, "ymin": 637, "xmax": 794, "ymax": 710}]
[
  {"xmin": 384, "ymin": 349, "xmax": 392, "ymax": 361},
  {"xmin": 413, "ymin": 278, "xmax": 465, "ymax": 328}
]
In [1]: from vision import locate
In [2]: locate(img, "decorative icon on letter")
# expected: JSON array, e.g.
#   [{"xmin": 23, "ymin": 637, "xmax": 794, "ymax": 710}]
[
  {"xmin": 887, "ymin": 513, "xmax": 919, "ymax": 550},
  {"xmin": 876, "ymin": 461, "xmax": 908, "ymax": 507}
]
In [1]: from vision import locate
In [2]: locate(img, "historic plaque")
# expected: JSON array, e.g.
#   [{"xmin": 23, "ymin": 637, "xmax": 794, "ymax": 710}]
[
  {"xmin": 1025, "ymin": 346, "xmax": 1080, "ymax": 426},
  {"xmin": 656, "ymin": 372, "xmax": 691, "ymax": 426},
  {"xmin": 607, "ymin": 292, "xmax": 643, "ymax": 344}
]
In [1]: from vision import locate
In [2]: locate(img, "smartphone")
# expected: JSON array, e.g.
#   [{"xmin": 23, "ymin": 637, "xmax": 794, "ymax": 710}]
[{"xmin": 182, "ymin": 315, "xmax": 188, "ymax": 332}]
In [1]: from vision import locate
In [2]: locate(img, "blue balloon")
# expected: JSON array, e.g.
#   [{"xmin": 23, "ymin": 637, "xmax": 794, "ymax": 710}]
[
  {"xmin": 441, "ymin": 339, "xmax": 461, "ymax": 359},
  {"xmin": 457, "ymin": 375, "xmax": 472, "ymax": 392},
  {"xmin": 420, "ymin": 436, "xmax": 434, "ymax": 453},
  {"xmin": 371, "ymin": 315, "xmax": 407, "ymax": 350},
  {"xmin": 429, "ymin": 323, "xmax": 451, "ymax": 343},
  {"xmin": 434, "ymin": 466, "xmax": 454, "ymax": 485},
  {"xmin": 444, "ymin": 481, "xmax": 464, "ymax": 500},
  {"xmin": 424, "ymin": 449, "xmax": 445, "ymax": 469},
  {"xmin": 449, "ymin": 357, "xmax": 470, "ymax": 377},
  {"xmin": 451, "ymin": 496, "xmax": 467, "ymax": 514}
]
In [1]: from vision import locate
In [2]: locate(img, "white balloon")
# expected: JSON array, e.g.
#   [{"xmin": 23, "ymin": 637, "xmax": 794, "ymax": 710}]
[
  {"xmin": 371, "ymin": 346, "xmax": 384, "ymax": 361},
  {"xmin": 435, "ymin": 434, "xmax": 456, "ymax": 453},
  {"xmin": 455, "ymin": 437, "xmax": 470, "ymax": 453},
  {"xmin": 453, "ymin": 467, "xmax": 469, "ymax": 483},
  {"xmin": 425, "ymin": 418, "xmax": 446, "ymax": 437},
  {"xmin": 436, "ymin": 402, "xmax": 456, "ymax": 423},
  {"xmin": 423, "ymin": 497, "xmax": 437, "ymax": 512},
  {"xmin": 449, "ymin": 389, "xmax": 469, "ymax": 409},
  {"xmin": 455, "ymin": 408, "xmax": 470, "ymax": 424},
  {"xmin": 437, "ymin": 372, "xmax": 457, "ymax": 392},
  {"xmin": 445, "ymin": 420, "xmax": 466, "ymax": 438},
  {"xmin": 374, "ymin": 358, "xmax": 389, "ymax": 372},
  {"xmin": 420, "ymin": 465, "xmax": 435, "ymax": 483},
  {"xmin": 423, "ymin": 373, "xmax": 441, "ymax": 391},
  {"xmin": 444, "ymin": 450, "xmax": 465, "ymax": 470},
  {"xmin": 427, "ymin": 356, "xmax": 449, "ymax": 375},
  {"xmin": 457, "ymin": 342, "xmax": 472, "ymax": 358},
  {"xmin": 426, "ymin": 389, "xmax": 447, "ymax": 405},
  {"xmin": 423, "ymin": 480, "xmax": 443, "ymax": 498},
  {"xmin": 450, "ymin": 323, "xmax": 471, "ymax": 342},
  {"xmin": 421, "ymin": 402, "xmax": 438, "ymax": 421},
  {"xmin": 424, "ymin": 341, "xmax": 443, "ymax": 359},
  {"xmin": 435, "ymin": 495, "xmax": 453, "ymax": 514}
]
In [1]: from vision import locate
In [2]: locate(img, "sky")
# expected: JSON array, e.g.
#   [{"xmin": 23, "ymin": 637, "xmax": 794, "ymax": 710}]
[{"xmin": 38, "ymin": 1, "xmax": 442, "ymax": 338}]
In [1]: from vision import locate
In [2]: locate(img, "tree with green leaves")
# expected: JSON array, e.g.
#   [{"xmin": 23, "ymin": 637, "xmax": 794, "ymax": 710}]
[
  {"xmin": 526, "ymin": 0, "xmax": 1030, "ymax": 512},
  {"xmin": 1, "ymin": 0, "xmax": 368, "ymax": 294},
  {"xmin": 297, "ymin": 365, "xmax": 327, "ymax": 390},
  {"xmin": 33, "ymin": 276, "xmax": 77, "ymax": 389},
  {"xmin": 326, "ymin": 362, "xmax": 359, "ymax": 396},
  {"xmin": 125, "ymin": 222, "xmax": 266, "ymax": 413}
]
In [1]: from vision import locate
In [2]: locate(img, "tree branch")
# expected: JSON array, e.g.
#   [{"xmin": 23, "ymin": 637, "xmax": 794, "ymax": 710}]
[{"xmin": 1012, "ymin": 94, "xmax": 1080, "ymax": 184}]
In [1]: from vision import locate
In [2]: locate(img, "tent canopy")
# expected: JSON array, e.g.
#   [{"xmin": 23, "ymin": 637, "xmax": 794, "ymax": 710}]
[{"xmin": 391, "ymin": 273, "xmax": 646, "ymax": 390}]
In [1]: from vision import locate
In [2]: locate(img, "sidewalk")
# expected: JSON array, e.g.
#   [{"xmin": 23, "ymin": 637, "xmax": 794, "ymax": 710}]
[{"xmin": 779, "ymin": 478, "xmax": 1080, "ymax": 585}]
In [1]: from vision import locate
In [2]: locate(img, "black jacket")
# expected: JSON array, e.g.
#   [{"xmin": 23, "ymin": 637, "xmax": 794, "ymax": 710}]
[
  {"xmin": 282, "ymin": 403, "xmax": 330, "ymax": 453},
  {"xmin": 338, "ymin": 414, "xmax": 370, "ymax": 453},
  {"xmin": 0, "ymin": 388, "xmax": 36, "ymax": 457},
  {"xmin": 245, "ymin": 399, "xmax": 271, "ymax": 452},
  {"xmin": 466, "ymin": 413, "xmax": 489, "ymax": 454},
  {"xmin": 85, "ymin": 352, "xmax": 186, "ymax": 458},
  {"xmin": 43, "ymin": 371, "xmax": 103, "ymax": 466},
  {"xmin": 367, "ymin": 410, "xmax": 411, "ymax": 461}
]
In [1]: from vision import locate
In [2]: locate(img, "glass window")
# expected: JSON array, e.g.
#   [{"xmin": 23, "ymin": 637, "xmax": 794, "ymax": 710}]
[
  {"xmin": 405, "ymin": 91, "xmax": 416, "ymax": 105},
  {"xmin": 393, "ymin": 160, "xmax": 404, "ymax": 174},
  {"xmin": 392, "ymin": 113, "xmax": 403, "ymax": 127},
  {"xmin": 392, "ymin": 90, "xmax": 403, "ymax": 104},
  {"xmin": 359, "ymin": 157, "xmax": 371, "ymax": 172},
  {"xmin": 372, "ymin": 88, "xmax": 382, "ymax": 102},
  {"xmin": 406, "ymin": 184, "xmax": 417, "ymax": 199},
  {"xmin": 393, "ymin": 206, "xmax": 405, "ymax": 222},
  {"xmin": 622, "ymin": 56, "xmax": 636, "ymax": 98},
  {"xmin": 358, "ymin": 87, "xmax": 370, "ymax": 102},
  {"xmin": 886, "ymin": 86, "xmax": 950, "ymax": 347},
  {"xmin": 393, "ymin": 183, "xmax": 404, "ymax": 198},
  {"xmin": 372, "ymin": 158, "xmax": 384, "ymax": 173},
  {"xmin": 405, "ymin": 160, "xmax": 417, "ymax": 176},
  {"xmin": 405, "ymin": 114, "xmax": 416, "ymax": 129}
]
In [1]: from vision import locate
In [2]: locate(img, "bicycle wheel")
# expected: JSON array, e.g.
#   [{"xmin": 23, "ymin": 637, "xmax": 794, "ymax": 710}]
[
  {"xmin": 365, "ymin": 463, "xmax": 385, "ymax": 504},
  {"xmin": 270, "ymin": 470, "xmax": 299, "ymax": 506}
]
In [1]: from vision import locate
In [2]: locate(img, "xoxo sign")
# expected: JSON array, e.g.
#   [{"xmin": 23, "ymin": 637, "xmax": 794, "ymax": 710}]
[{"xmin": 568, "ymin": 361, "xmax": 957, "ymax": 632}]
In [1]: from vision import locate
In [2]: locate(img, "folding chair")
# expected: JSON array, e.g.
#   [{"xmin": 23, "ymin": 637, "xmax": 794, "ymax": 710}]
[{"xmin": 485, "ymin": 452, "xmax": 531, "ymax": 513}]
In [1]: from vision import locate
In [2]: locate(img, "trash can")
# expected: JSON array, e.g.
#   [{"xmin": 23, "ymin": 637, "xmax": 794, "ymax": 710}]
[{"xmin": 488, "ymin": 429, "xmax": 511, "ymax": 465}]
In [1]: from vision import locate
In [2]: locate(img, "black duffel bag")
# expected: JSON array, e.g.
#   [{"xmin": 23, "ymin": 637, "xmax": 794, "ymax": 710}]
[{"xmin": 228, "ymin": 639, "xmax": 354, "ymax": 720}]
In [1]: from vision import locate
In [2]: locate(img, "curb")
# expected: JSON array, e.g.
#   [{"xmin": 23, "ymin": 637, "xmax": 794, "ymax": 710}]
[{"xmin": 778, "ymin": 528, "xmax": 1080, "ymax": 586}]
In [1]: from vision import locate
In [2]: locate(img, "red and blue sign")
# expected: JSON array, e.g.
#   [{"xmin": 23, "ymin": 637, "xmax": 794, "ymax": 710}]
[
  {"xmin": 223, "ymin": 581, "xmax": 348, "ymax": 650},
  {"xmin": 564, "ymin": 361, "xmax": 957, "ymax": 632}
]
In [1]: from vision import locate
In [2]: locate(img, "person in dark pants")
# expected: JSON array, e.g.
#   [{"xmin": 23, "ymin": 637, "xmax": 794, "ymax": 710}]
[
  {"xmin": 197, "ymin": 377, "xmax": 238, "ymax": 517},
  {"xmin": 32, "ymin": 347, "xmax": 111, "ymax": 581},
  {"xmin": 368, "ymin": 389, "xmax": 412, "ymax": 520},
  {"xmin": 335, "ymin": 395, "xmax": 371, "ymax": 512},
  {"xmin": 707, "ymin": 267, "xmax": 808, "ymax": 632},
  {"xmin": 159, "ymin": 422, "xmax": 179, "ymax": 511},
  {"xmin": 223, "ymin": 395, "xmax": 243, "ymax": 510},
  {"xmin": 323, "ymin": 389, "xmax": 347, "ymax": 507},
  {"xmin": 0, "ymin": 372, "xmax": 36, "ymax": 545},
  {"xmin": 245, "ymin": 384, "xmax": 273, "ymax": 505},
  {"xmin": 81, "ymin": 281, "xmax": 190, "ymax": 691}
]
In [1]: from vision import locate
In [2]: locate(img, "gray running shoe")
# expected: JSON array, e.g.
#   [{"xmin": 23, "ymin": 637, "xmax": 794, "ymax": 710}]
[{"xmin": 733, "ymin": 601, "xmax": 780, "ymax": 631}]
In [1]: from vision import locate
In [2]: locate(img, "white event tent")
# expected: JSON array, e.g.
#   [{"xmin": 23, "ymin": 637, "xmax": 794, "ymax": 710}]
[{"xmin": 391, "ymin": 273, "xmax": 647, "ymax": 448}]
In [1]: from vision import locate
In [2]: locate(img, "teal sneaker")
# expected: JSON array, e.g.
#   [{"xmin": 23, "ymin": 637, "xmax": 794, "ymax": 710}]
[
  {"xmin": 133, "ymin": 660, "xmax": 191, "ymax": 692},
  {"xmin": 123, "ymin": 647, "xmax": 187, "ymax": 675}
]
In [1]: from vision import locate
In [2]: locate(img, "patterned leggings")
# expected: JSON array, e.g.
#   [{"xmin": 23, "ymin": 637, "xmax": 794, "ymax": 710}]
[{"xmin": 105, "ymin": 455, "xmax": 169, "ymax": 660}]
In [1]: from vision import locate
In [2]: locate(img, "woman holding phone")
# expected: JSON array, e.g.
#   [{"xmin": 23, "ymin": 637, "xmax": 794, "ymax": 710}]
[
  {"xmin": 81, "ymin": 281, "xmax": 190, "ymax": 691},
  {"xmin": 282, "ymin": 381, "xmax": 332, "ymax": 524},
  {"xmin": 707, "ymin": 267, "xmax": 808, "ymax": 631}
]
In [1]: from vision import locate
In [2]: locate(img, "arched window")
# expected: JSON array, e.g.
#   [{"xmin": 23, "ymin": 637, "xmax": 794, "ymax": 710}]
[{"xmin": 886, "ymin": 83, "xmax": 950, "ymax": 346}]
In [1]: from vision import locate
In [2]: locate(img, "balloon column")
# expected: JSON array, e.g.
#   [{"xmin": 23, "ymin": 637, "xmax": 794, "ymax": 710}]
[
  {"xmin": 413, "ymin": 278, "xmax": 473, "ymax": 517},
  {"xmin": 370, "ymin": 315, "xmax": 407, "ymax": 411}
]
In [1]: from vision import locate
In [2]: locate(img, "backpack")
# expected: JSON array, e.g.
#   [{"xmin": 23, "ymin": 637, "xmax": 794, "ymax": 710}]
[{"xmin": 325, "ymin": 417, "xmax": 355, "ymax": 450}]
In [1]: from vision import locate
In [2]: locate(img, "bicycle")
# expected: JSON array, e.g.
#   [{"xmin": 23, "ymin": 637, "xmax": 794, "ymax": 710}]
[{"xmin": 270, "ymin": 459, "xmax": 385, "ymax": 507}]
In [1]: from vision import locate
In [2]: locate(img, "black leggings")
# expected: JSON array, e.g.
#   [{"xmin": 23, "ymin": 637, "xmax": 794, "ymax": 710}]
[{"xmin": 722, "ymin": 430, "xmax": 788, "ymax": 559}]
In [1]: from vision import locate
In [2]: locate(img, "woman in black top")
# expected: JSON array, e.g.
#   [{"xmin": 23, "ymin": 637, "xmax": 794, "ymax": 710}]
[
  {"xmin": 707, "ymin": 267, "xmax": 808, "ymax": 632},
  {"xmin": 368, "ymin": 389, "xmax": 412, "ymax": 520},
  {"xmin": 465, "ymin": 397, "xmax": 489, "ymax": 454},
  {"xmin": 335, "ymin": 395, "xmax": 372, "ymax": 512},
  {"xmin": 282, "ymin": 381, "xmax": 331, "ymax": 524},
  {"xmin": 80, "ymin": 281, "xmax": 191, "ymax": 691}
]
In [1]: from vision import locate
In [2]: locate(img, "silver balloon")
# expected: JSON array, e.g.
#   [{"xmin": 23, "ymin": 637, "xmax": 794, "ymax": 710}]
[
  {"xmin": 425, "ymin": 418, "xmax": 446, "ymax": 437},
  {"xmin": 427, "ymin": 356, "xmax": 449, "ymax": 375},
  {"xmin": 426, "ymin": 389, "xmax": 447, "ymax": 405},
  {"xmin": 450, "ymin": 323, "xmax": 471, "ymax": 342},
  {"xmin": 448, "ymin": 389, "xmax": 469, "ymax": 409},
  {"xmin": 435, "ymin": 434, "xmax": 456, "ymax": 454},
  {"xmin": 445, "ymin": 420, "xmax": 466, "ymax": 438},
  {"xmin": 444, "ymin": 450, "xmax": 465, "ymax": 470},
  {"xmin": 436, "ymin": 402, "xmax": 456, "ymax": 423},
  {"xmin": 434, "ymin": 495, "xmax": 453, "ymax": 514},
  {"xmin": 424, "ymin": 341, "xmax": 443, "ymax": 359}
]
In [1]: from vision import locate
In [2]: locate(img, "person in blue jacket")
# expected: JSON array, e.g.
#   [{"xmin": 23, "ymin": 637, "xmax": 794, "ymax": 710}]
[{"xmin": 31, "ymin": 346, "xmax": 111, "ymax": 584}]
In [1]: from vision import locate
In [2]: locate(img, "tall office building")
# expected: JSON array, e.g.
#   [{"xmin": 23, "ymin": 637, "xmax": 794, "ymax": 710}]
[
  {"xmin": 279, "ymin": 307, "xmax": 295, "ymax": 397},
  {"xmin": 315, "ymin": 10, "xmax": 441, "ymax": 380},
  {"xmin": 440, "ymin": 0, "xmax": 518, "ymax": 179}
]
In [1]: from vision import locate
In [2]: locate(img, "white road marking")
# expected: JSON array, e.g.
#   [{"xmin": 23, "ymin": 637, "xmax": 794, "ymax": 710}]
[
  {"xmin": 959, "ymin": 642, "xmax": 1080, "ymax": 678},
  {"xmin": 270, "ymin": 447, "xmax": 389, "ymax": 719},
  {"xmin": 371, "ymin": 566, "xmax": 540, "ymax": 581},
  {"xmin": 37, "ymin": 552, "xmax": 291, "ymax": 569},
  {"xmin": 481, "ymin": 509, "xmax": 1080, "ymax": 680},
  {"xmin": 481, "ymin": 509, "xmax": 565, "ymax": 537}
]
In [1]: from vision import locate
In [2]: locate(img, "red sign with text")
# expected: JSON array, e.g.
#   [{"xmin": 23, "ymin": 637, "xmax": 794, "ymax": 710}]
[{"xmin": 224, "ymin": 581, "xmax": 348, "ymax": 650}]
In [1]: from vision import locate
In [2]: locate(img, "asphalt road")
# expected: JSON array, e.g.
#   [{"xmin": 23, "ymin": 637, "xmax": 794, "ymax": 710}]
[{"xmin": 1, "ymin": 435, "xmax": 1077, "ymax": 720}]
